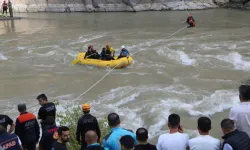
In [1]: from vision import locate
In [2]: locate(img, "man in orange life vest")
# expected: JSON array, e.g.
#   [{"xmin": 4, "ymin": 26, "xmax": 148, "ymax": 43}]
[
  {"xmin": 0, "ymin": 125, "xmax": 23, "ymax": 150},
  {"xmin": 15, "ymin": 103, "xmax": 40, "ymax": 150}
]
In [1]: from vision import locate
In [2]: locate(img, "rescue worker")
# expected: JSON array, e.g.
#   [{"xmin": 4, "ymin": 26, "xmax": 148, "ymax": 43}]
[
  {"xmin": 106, "ymin": 45, "xmax": 115, "ymax": 57},
  {"xmin": 186, "ymin": 14, "xmax": 195, "ymax": 23},
  {"xmin": 0, "ymin": 125, "xmax": 23, "ymax": 150},
  {"xmin": 102, "ymin": 113, "xmax": 137, "ymax": 150},
  {"xmin": 100, "ymin": 47, "xmax": 114, "ymax": 60},
  {"xmin": 186, "ymin": 14, "xmax": 196, "ymax": 28},
  {"xmin": 118, "ymin": 45, "xmax": 130, "ymax": 59},
  {"xmin": 2, "ymin": 1, "xmax": 7, "ymax": 15},
  {"xmin": 37, "ymin": 94, "xmax": 56, "ymax": 133},
  {"xmin": 15, "ymin": 103, "xmax": 40, "ymax": 150},
  {"xmin": 85, "ymin": 45, "xmax": 94, "ymax": 59},
  {"xmin": 0, "ymin": 114, "xmax": 15, "ymax": 133},
  {"xmin": 100, "ymin": 47, "xmax": 106, "ymax": 60},
  {"xmin": 39, "ymin": 116, "xmax": 58, "ymax": 150},
  {"xmin": 76, "ymin": 103, "xmax": 101, "ymax": 150}
]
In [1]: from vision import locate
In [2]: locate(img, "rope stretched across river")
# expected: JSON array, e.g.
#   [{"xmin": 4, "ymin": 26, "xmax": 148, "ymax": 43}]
[{"xmin": 71, "ymin": 25, "xmax": 188, "ymax": 102}]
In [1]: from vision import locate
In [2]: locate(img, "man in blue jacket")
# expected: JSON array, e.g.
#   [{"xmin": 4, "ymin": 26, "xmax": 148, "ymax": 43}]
[
  {"xmin": 118, "ymin": 45, "xmax": 130, "ymax": 59},
  {"xmin": 102, "ymin": 113, "xmax": 137, "ymax": 150}
]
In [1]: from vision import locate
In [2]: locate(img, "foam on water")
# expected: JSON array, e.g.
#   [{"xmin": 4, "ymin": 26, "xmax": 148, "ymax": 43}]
[
  {"xmin": 69, "ymin": 34, "xmax": 106, "ymax": 45},
  {"xmin": 216, "ymin": 52, "xmax": 250, "ymax": 71},
  {"xmin": 168, "ymin": 51, "xmax": 196, "ymax": 66},
  {"xmin": 0, "ymin": 53, "xmax": 8, "ymax": 60},
  {"xmin": 79, "ymin": 83, "xmax": 239, "ymax": 139}
]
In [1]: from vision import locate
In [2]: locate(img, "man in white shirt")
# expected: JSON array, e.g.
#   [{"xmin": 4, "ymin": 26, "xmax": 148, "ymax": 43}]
[
  {"xmin": 157, "ymin": 113, "xmax": 189, "ymax": 150},
  {"xmin": 189, "ymin": 117, "xmax": 221, "ymax": 150},
  {"xmin": 229, "ymin": 85, "xmax": 250, "ymax": 137}
]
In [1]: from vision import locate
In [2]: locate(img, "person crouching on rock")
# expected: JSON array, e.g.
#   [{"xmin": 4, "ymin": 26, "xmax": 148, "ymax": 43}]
[
  {"xmin": 118, "ymin": 45, "xmax": 130, "ymax": 59},
  {"xmin": 2, "ymin": 1, "xmax": 8, "ymax": 15}
]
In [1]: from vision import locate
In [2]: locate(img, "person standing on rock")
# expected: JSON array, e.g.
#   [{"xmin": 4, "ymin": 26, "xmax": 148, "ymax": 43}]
[
  {"xmin": 8, "ymin": 0, "xmax": 12, "ymax": 17},
  {"xmin": 2, "ymin": 1, "xmax": 8, "ymax": 15}
]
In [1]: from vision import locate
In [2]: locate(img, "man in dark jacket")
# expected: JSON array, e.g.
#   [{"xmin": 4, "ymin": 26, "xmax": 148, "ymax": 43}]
[
  {"xmin": 0, "ymin": 114, "xmax": 15, "ymax": 133},
  {"xmin": 85, "ymin": 130, "xmax": 104, "ymax": 150},
  {"xmin": 0, "ymin": 125, "xmax": 23, "ymax": 150},
  {"xmin": 37, "ymin": 94, "xmax": 56, "ymax": 132},
  {"xmin": 76, "ymin": 103, "xmax": 101, "ymax": 150},
  {"xmin": 39, "ymin": 116, "xmax": 58, "ymax": 150},
  {"xmin": 221, "ymin": 118, "xmax": 250, "ymax": 150},
  {"xmin": 15, "ymin": 103, "xmax": 40, "ymax": 150}
]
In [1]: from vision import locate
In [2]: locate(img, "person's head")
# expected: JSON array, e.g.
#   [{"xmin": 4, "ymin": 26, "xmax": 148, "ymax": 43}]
[
  {"xmin": 58, "ymin": 126, "xmax": 70, "ymax": 143},
  {"xmin": 0, "ymin": 125, "xmax": 6, "ymax": 135},
  {"xmin": 37, "ymin": 94, "xmax": 48, "ymax": 105},
  {"xmin": 197, "ymin": 117, "xmax": 211, "ymax": 134},
  {"xmin": 121, "ymin": 45, "xmax": 125, "ymax": 49},
  {"xmin": 106, "ymin": 44, "xmax": 110, "ymax": 49},
  {"xmin": 82, "ymin": 103, "xmax": 90, "ymax": 114},
  {"xmin": 85, "ymin": 130, "xmax": 98, "ymax": 145},
  {"xmin": 44, "ymin": 116, "xmax": 55, "ymax": 126},
  {"xmin": 107, "ymin": 113, "xmax": 120, "ymax": 127},
  {"xmin": 136, "ymin": 128, "xmax": 148, "ymax": 143},
  {"xmin": 17, "ymin": 103, "xmax": 26, "ymax": 113},
  {"xmin": 102, "ymin": 47, "xmax": 106, "ymax": 51},
  {"xmin": 120, "ymin": 135, "xmax": 134, "ymax": 150},
  {"xmin": 221, "ymin": 119, "xmax": 235, "ymax": 135},
  {"xmin": 188, "ymin": 14, "xmax": 192, "ymax": 17},
  {"xmin": 3, "ymin": 1, "xmax": 6, "ymax": 3},
  {"xmin": 168, "ymin": 113, "xmax": 180, "ymax": 129},
  {"xmin": 239, "ymin": 85, "xmax": 250, "ymax": 102}
]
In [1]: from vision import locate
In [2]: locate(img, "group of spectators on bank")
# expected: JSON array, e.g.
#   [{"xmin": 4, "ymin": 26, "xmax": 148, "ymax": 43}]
[{"xmin": 0, "ymin": 84, "xmax": 250, "ymax": 150}]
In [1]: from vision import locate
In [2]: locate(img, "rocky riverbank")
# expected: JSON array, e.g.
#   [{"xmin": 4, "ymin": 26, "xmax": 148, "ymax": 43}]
[
  {"xmin": 7, "ymin": 0, "xmax": 250, "ymax": 13},
  {"xmin": 11, "ymin": 0, "xmax": 219, "ymax": 12}
]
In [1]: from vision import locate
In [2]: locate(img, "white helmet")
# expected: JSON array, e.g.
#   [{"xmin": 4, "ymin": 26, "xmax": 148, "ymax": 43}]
[{"xmin": 121, "ymin": 45, "xmax": 125, "ymax": 49}]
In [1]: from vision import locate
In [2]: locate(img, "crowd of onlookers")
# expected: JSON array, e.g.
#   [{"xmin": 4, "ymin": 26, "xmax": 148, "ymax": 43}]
[{"xmin": 0, "ymin": 84, "xmax": 250, "ymax": 150}]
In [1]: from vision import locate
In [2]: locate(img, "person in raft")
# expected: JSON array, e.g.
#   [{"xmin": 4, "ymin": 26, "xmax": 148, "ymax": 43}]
[
  {"xmin": 100, "ymin": 47, "xmax": 114, "ymax": 60},
  {"xmin": 118, "ymin": 45, "xmax": 130, "ymax": 59},
  {"xmin": 84, "ymin": 45, "xmax": 100, "ymax": 59},
  {"xmin": 106, "ymin": 45, "xmax": 115, "ymax": 57}
]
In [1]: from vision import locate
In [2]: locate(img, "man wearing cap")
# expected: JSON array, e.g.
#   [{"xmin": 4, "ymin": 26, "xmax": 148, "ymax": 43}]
[
  {"xmin": 76, "ymin": 103, "xmax": 101, "ymax": 150},
  {"xmin": 15, "ymin": 103, "xmax": 40, "ymax": 150},
  {"xmin": 118, "ymin": 45, "xmax": 130, "ymax": 59}
]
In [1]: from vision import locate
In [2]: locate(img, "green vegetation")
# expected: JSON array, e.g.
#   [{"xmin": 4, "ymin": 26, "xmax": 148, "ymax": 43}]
[{"xmin": 56, "ymin": 104, "xmax": 110, "ymax": 150}]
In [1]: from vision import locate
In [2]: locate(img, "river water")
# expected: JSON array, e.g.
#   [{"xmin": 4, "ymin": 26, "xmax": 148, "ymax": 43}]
[{"xmin": 1, "ymin": 9, "xmax": 250, "ymax": 143}]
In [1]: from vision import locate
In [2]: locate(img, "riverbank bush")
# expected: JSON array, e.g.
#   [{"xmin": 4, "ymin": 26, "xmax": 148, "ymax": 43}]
[{"xmin": 56, "ymin": 103, "xmax": 110, "ymax": 150}]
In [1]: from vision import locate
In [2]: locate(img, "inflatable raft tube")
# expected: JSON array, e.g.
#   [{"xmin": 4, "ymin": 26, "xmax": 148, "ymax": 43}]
[{"xmin": 74, "ymin": 52, "xmax": 133, "ymax": 69}]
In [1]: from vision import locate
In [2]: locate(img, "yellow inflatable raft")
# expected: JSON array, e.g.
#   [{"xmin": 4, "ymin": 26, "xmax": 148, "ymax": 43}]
[{"xmin": 72, "ymin": 52, "xmax": 133, "ymax": 69}]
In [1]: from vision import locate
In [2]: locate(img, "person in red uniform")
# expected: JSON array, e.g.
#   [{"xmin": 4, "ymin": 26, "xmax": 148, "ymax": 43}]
[
  {"xmin": 2, "ymin": 1, "xmax": 8, "ymax": 15},
  {"xmin": 39, "ymin": 116, "xmax": 58, "ymax": 150},
  {"xmin": 15, "ymin": 103, "xmax": 40, "ymax": 150}
]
